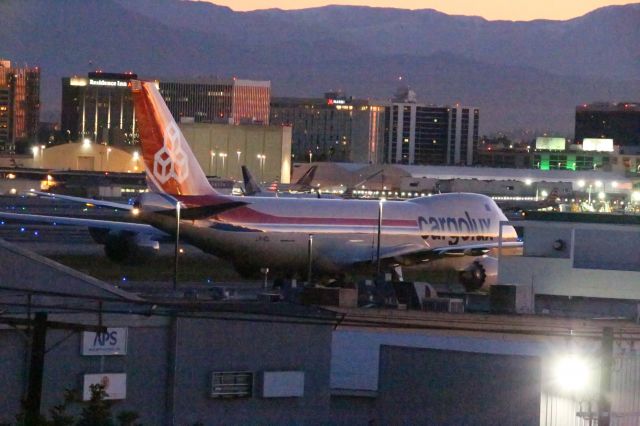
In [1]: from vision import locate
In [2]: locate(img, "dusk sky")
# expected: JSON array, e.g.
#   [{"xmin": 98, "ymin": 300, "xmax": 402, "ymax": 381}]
[{"xmin": 205, "ymin": 0, "xmax": 638, "ymax": 21}]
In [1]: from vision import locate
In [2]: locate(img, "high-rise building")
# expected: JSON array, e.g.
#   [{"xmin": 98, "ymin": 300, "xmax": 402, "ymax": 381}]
[
  {"xmin": 61, "ymin": 73, "xmax": 272, "ymax": 147},
  {"xmin": 575, "ymin": 102, "xmax": 640, "ymax": 148},
  {"xmin": 270, "ymin": 92, "xmax": 385, "ymax": 163},
  {"xmin": 383, "ymin": 88, "xmax": 479, "ymax": 166},
  {"xmin": 61, "ymin": 71, "xmax": 139, "ymax": 146},
  {"xmin": 0, "ymin": 60, "xmax": 40, "ymax": 153},
  {"xmin": 159, "ymin": 79, "xmax": 270, "ymax": 125}
]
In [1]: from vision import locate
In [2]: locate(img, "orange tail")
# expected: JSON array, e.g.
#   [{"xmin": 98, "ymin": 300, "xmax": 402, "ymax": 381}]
[{"xmin": 131, "ymin": 80, "xmax": 215, "ymax": 196}]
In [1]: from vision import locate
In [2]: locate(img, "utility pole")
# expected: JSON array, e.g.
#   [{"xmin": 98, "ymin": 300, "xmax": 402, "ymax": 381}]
[
  {"xmin": 25, "ymin": 312, "xmax": 48, "ymax": 425},
  {"xmin": 376, "ymin": 199, "xmax": 384, "ymax": 276},
  {"xmin": 307, "ymin": 234, "xmax": 313, "ymax": 285},
  {"xmin": 173, "ymin": 201, "xmax": 181, "ymax": 291},
  {"xmin": 598, "ymin": 327, "xmax": 614, "ymax": 426}
]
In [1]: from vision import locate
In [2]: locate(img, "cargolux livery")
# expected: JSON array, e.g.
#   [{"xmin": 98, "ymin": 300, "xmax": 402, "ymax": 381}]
[{"xmin": 0, "ymin": 81, "xmax": 520, "ymax": 291}]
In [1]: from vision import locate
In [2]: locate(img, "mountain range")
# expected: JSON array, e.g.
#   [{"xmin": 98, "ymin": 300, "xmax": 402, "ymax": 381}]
[{"xmin": 1, "ymin": 0, "xmax": 639, "ymax": 135}]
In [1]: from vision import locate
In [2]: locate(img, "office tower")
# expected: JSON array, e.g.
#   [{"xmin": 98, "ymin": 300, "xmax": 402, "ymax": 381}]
[
  {"xmin": 0, "ymin": 60, "xmax": 40, "ymax": 153},
  {"xmin": 383, "ymin": 88, "xmax": 479, "ymax": 166}
]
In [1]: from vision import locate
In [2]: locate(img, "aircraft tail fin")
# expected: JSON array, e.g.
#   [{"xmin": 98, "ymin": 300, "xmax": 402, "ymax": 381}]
[
  {"xmin": 241, "ymin": 165, "xmax": 262, "ymax": 196},
  {"xmin": 296, "ymin": 165, "xmax": 317, "ymax": 188},
  {"xmin": 131, "ymin": 80, "xmax": 216, "ymax": 196}
]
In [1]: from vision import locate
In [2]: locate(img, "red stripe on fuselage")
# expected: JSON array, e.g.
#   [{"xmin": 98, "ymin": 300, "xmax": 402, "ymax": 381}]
[{"xmin": 174, "ymin": 194, "xmax": 417, "ymax": 227}]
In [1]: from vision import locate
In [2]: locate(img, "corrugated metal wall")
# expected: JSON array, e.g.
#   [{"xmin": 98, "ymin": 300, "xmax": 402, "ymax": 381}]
[{"xmin": 541, "ymin": 341, "xmax": 640, "ymax": 426}]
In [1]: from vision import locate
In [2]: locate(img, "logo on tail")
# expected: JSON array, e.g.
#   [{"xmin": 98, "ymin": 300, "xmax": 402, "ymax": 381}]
[{"xmin": 153, "ymin": 122, "xmax": 189, "ymax": 184}]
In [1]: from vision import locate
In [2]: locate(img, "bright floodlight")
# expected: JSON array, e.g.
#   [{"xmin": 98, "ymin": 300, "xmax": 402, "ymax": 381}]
[
  {"xmin": 553, "ymin": 355, "xmax": 590, "ymax": 393},
  {"xmin": 83, "ymin": 138, "xmax": 91, "ymax": 147},
  {"xmin": 598, "ymin": 191, "xmax": 606, "ymax": 200},
  {"xmin": 541, "ymin": 190, "xmax": 549, "ymax": 198},
  {"xmin": 524, "ymin": 179, "xmax": 532, "ymax": 186},
  {"xmin": 31, "ymin": 146, "xmax": 38, "ymax": 155},
  {"xmin": 633, "ymin": 191, "xmax": 640, "ymax": 202},
  {"xmin": 577, "ymin": 180, "xmax": 585, "ymax": 188},
  {"xmin": 595, "ymin": 180, "xmax": 603, "ymax": 188},
  {"xmin": 132, "ymin": 151, "xmax": 140, "ymax": 161}
]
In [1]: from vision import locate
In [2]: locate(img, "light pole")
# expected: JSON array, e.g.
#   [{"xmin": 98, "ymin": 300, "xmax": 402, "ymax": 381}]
[
  {"xmin": 309, "ymin": 152, "xmax": 313, "ymax": 164},
  {"xmin": 307, "ymin": 234, "xmax": 313, "ymax": 285},
  {"xmin": 236, "ymin": 151, "xmax": 242, "ymax": 180},
  {"xmin": 106, "ymin": 148, "xmax": 112, "ymax": 169},
  {"xmin": 220, "ymin": 153, "xmax": 227, "ymax": 178},
  {"xmin": 210, "ymin": 151, "xmax": 216, "ymax": 176},
  {"xmin": 173, "ymin": 201, "xmax": 181, "ymax": 291},
  {"xmin": 376, "ymin": 198, "xmax": 385, "ymax": 276},
  {"xmin": 257, "ymin": 154, "xmax": 266, "ymax": 183}
]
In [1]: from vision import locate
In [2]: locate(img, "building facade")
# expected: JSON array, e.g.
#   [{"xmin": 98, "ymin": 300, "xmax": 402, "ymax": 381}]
[
  {"xmin": 575, "ymin": 102, "xmax": 640, "ymax": 147},
  {"xmin": 160, "ymin": 79, "xmax": 270, "ymax": 125},
  {"xmin": 0, "ymin": 59, "xmax": 40, "ymax": 153},
  {"xmin": 61, "ymin": 74, "xmax": 271, "ymax": 147},
  {"xmin": 270, "ymin": 93, "xmax": 385, "ymax": 164},
  {"xmin": 179, "ymin": 122, "xmax": 292, "ymax": 183},
  {"xmin": 61, "ymin": 72, "xmax": 139, "ymax": 146},
  {"xmin": 382, "ymin": 89, "xmax": 479, "ymax": 166}
]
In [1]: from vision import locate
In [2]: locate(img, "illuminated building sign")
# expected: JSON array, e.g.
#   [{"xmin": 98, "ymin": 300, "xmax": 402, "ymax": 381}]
[
  {"xmin": 583, "ymin": 138, "xmax": 614, "ymax": 152},
  {"xmin": 535, "ymin": 137, "xmax": 566, "ymax": 151},
  {"xmin": 89, "ymin": 79, "xmax": 130, "ymax": 87},
  {"xmin": 327, "ymin": 98, "xmax": 346, "ymax": 105}
]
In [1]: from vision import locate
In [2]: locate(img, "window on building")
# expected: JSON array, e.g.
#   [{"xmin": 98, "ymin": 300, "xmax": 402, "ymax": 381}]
[{"xmin": 210, "ymin": 371, "xmax": 253, "ymax": 399}]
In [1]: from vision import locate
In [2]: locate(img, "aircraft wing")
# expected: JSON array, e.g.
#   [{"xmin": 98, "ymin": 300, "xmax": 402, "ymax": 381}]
[
  {"xmin": 28, "ymin": 191, "xmax": 133, "ymax": 210},
  {"xmin": 358, "ymin": 240, "xmax": 523, "ymax": 267},
  {"xmin": 0, "ymin": 212, "xmax": 165, "ymax": 236}
]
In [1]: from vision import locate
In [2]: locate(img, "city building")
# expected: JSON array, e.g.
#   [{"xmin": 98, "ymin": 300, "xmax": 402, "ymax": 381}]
[
  {"xmin": 61, "ymin": 74, "xmax": 271, "ymax": 147},
  {"xmin": 382, "ymin": 88, "xmax": 479, "ymax": 166},
  {"xmin": 575, "ymin": 102, "xmax": 640, "ymax": 147},
  {"xmin": 270, "ymin": 92, "xmax": 385, "ymax": 164},
  {"xmin": 61, "ymin": 71, "xmax": 139, "ymax": 146},
  {"xmin": 0, "ymin": 59, "xmax": 40, "ymax": 153},
  {"xmin": 160, "ymin": 78, "xmax": 270, "ymax": 125}
]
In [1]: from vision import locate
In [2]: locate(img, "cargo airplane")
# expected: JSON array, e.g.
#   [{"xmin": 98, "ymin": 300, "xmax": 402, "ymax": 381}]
[{"xmin": 0, "ymin": 81, "xmax": 520, "ymax": 291}]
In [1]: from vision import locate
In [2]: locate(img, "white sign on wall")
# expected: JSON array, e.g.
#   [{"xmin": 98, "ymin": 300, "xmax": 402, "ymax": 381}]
[
  {"xmin": 83, "ymin": 373, "xmax": 127, "ymax": 401},
  {"xmin": 82, "ymin": 327, "xmax": 128, "ymax": 356}
]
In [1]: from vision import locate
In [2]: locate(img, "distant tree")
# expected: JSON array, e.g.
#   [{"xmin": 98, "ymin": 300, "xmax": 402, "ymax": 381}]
[{"xmin": 76, "ymin": 384, "xmax": 114, "ymax": 426}]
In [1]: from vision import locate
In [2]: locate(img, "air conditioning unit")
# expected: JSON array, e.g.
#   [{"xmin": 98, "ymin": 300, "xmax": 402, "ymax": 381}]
[{"xmin": 422, "ymin": 297, "xmax": 464, "ymax": 313}]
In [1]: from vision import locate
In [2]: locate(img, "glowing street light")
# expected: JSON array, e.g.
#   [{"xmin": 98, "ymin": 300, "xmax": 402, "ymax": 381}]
[
  {"xmin": 210, "ymin": 151, "xmax": 217, "ymax": 175},
  {"xmin": 82, "ymin": 138, "xmax": 91, "ymax": 147},
  {"xmin": 552, "ymin": 354, "xmax": 592, "ymax": 394},
  {"xmin": 219, "ymin": 152, "xmax": 228, "ymax": 177},
  {"xmin": 257, "ymin": 154, "xmax": 266, "ymax": 183}
]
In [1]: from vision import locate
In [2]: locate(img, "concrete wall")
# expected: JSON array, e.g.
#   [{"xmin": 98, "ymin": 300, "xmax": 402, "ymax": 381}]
[
  {"xmin": 377, "ymin": 346, "xmax": 541, "ymax": 425},
  {"xmin": 39, "ymin": 143, "xmax": 137, "ymax": 172},
  {"xmin": 0, "ymin": 313, "xmax": 332, "ymax": 425},
  {"xmin": 180, "ymin": 123, "xmax": 292, "ymax": 183},
  {"xmin": 499, "ymin": 221, "xmax": 640, "ymax": 299}
]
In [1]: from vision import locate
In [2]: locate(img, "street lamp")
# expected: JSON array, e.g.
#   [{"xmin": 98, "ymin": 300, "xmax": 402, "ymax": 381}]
[
  {"xmin": 210, "ymin": 151, "xmax": 216, "ymax": 176},
  {"xmin": 236, "ymin": 150, "xmax": 242, "ymax": 164},
  {"xmin": 376, "ymin": 198, "xmax": 386, "ymax": 276},
  {"xmin": 106, "ymin": 147, "xmax": 112, "ymax": 169},
  {"xmin": 309, "ymin": 152, "xmax": 313, "ymax": 164},
  {"xmin": 219, "ymin": 153, "xmax": 228, "ymax": 177},
  {"xmin": 257, "ymin": 154, "xmax": 266, "ymax": 183},
  {"xmin": 173, "ymin": 201, "xmax": 182, "ymax": 291}
]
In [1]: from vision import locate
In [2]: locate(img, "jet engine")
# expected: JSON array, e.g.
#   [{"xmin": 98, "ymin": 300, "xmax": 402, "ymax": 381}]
[
  {"xmin": 458, "ymin": 257, "xmax": 498, "ymax": 292},
  {"xmin": 89, "ymin": 229, "xmax": 159, "ymax": 263}
]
